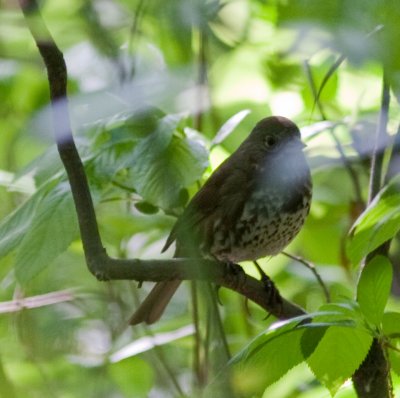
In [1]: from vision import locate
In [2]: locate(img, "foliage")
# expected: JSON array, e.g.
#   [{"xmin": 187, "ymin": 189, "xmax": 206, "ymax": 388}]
[{"xmin": 1, "ymin": 0, "xmax": 400, "ymax": 397}]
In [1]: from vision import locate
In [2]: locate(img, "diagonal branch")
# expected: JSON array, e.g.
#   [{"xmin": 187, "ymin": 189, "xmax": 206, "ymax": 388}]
[
  {"xmin": 18, "ymin": 0, "xmax": 305, "ymax": 322},
  {"xmin": 18, "ymin": 0, "xmax": 106, "ymax": 268}
]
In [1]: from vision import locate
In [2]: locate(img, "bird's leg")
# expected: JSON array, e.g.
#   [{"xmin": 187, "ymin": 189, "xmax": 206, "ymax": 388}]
[
  {"xmin": 253, "ymin": 260, "xmax": 282, "ymax": 311},
  {"xmin": 214, "ymin": 262, "xmax": 245, "ymax": 305},
  {"xmin": 226, "ymin": 261, "xmax": 244, "ymax": 276}
]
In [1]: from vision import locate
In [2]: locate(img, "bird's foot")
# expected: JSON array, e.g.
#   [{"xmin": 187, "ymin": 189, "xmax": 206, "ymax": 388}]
[
  {"xmin": 253, "ymin": 261, "xmax": 283, "ymax": 318},
  {"xmin": 226, "ymin": 261, "xmax": 244, "ymax": 275},
  {"xmin": 223, "ymin": 261, "xmax": 246, "ymax": 293}
]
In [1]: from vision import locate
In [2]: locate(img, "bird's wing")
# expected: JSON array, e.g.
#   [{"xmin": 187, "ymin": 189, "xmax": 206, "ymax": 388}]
[{"xmin": 162, "ymin": 155, "xmax": 256, "ymax": 255}]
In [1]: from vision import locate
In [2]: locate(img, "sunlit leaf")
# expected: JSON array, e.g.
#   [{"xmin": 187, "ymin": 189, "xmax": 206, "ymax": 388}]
[
  {"xmin": 229, "ymin": 316, "xmax": 309, "ymax": 395},
  {"xmin": 228, "ymin": 312, "xmax": 356, "ymax": 395},
  {"xmin": 307, "ymin": 326, "xmax": 373, "ymax": 396},
  {"xmin": 357, "ymin": 255, "xmax": 392, "ymax": 327}
]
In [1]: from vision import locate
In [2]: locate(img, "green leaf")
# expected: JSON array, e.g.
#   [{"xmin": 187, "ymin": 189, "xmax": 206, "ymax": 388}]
[
  {"xmin": 228, "ymin": 313, "xmax": 348, "ymax": 395},
  {"xmin": 229, "ymin": 317, "xmax": 308, "ymax": 395},
  {"xmin": 382, "ymin": 312, "xmax": 400, "ymax": 336},
  {"xmin": 388, "ymin": 341, "xmax": 400, "ymax": 376},
  {"xmin": 347, "ymin": 176, "xmax": 400, "ymax": 265},
  {"xmin": 0, "ymin": 181, "xmax": 58, "ymax": 259},
  {"xmin": 357, "ymin": 255, "xmax": 392, "ymax": 327},
  {"xmin": 15, "ymin": 182, "xmax": 79, "ymax": 283},
  {"xmin": 211, "ymin": 110, "xmax": 250, "ymax": 146},
  {"xmin": 134, "ymin": 201, "xmax": 159, "ymax": 215},
  {"xmin": 129, "ymin": 114, "xmax": 209, "ymax": 209},
  {"xmin": 382, "ymin": 312, "xmax": 400, "ymax": 375},
  {"xmin": 307, "ymin": 326, "xmax": 373, "ymax": 396}
]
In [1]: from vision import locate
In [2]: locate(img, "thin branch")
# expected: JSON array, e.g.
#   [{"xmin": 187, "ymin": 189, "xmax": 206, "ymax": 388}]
[
  {"xmin": 303, "ymin": 60, "xmax": 327, "ymax": 120},
  {"xmin": 304, "ymin": 59, "xmax": 364, "ymax": 206},
  {"xmin": 0, "ymin": 289, "xmax": 75, "ymax": 313},
  {"xmin": 104, "ymin": 257, "xmax": 305, "ymax": 319},
  {"xmin": 19, "ymin": 0, "xmax": 107, "ymax": 268},
  {"xmin": 282, "ymin": 252, "xmax": 331, "ymax": 303},
  {"xmin": 368, "ymin": 73, "xmax": 390, "ymax": 203}
]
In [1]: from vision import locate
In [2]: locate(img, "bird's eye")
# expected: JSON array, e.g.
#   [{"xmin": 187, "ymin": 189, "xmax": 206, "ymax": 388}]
[{"xmin": 264, "ymin": 136, "xmax": 277, "ymax": 148}]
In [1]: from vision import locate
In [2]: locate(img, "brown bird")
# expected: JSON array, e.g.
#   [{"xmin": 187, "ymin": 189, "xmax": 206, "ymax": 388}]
[{"xmin": 130, "ymin": 116, "xmax": 312, "ymax": 325}]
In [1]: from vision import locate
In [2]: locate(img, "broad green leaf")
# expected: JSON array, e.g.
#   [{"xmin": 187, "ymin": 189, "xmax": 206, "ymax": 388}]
[
  {"xmin": 129, "ymin": 114, "xmax": 209, "ymax": 209},
  {"xmin": 347, "ymin": 176, "xmax": 400, "ymax": 265},
  {"xmin": 0, "ymin": 180, "xmax": 58, "ymax": 259},
  {"xmin": 307, "ymin": 326, "xmax": 373, "ymax": 396},
  {"xmin": 228, "ymin": 312, "xmax": 352, "ymax": 395},
  {"xmin": 232, "ymin": 328, "xmax": 305, "ymax": 396},
  {"xmin": 229, "ymin": 317, "xmax": 308, "ymax": 395},
  {"xmin": 15, "ymin": 182, "xmax": 79, "ymax": 283},
  {"xmin": 357, "ymin": 255, "xmax": 392, "ymax": 327}
]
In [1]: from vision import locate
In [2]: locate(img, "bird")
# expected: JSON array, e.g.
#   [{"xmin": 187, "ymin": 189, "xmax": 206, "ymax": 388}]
[{"xmin": 129, "ymin": 115, "xmax": 312, "ymax": 325}]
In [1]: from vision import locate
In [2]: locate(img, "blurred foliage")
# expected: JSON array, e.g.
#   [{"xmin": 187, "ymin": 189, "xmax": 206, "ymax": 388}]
[{"xmin": 1, "ymin": 0, "xmax": 400, "ymax": 397}]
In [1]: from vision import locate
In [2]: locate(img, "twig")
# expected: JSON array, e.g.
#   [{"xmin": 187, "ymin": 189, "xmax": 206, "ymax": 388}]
[
  {"xmin": 368, "ymin": 73, "xmax": 390, "ymax": 203},
  {"xmin": 304, "ymin": 59, "xmax": 364, "ymax": 206},
  {"xmin": 282, "ymin": 252, "xmax": 331, "ymax": 303}
]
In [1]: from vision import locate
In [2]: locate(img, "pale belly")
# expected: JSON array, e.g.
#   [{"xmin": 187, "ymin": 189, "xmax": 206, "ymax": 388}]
[{"xmin": 209, "ymin": 192, "xmax": 311, "ymax": 263}]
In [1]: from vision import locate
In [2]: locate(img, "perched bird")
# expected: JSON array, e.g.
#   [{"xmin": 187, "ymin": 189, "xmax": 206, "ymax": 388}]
[{"xmin": 130, "ymin": 116, "xmax": 312, "ymax": 325}]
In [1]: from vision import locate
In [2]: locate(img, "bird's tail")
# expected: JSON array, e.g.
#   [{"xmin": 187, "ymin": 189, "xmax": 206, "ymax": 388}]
[{"xmin": 129, "ymin": 280, "xmax": 181, "ymax": 325}]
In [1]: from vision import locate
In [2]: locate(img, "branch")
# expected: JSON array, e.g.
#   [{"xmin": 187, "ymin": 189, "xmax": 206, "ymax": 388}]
[
  {"xmin": 304, "ymin": 59, "xmax": 364, "ymax": 206},
  {"xmin": 18, "ymin": 0, "xmax": 305, "ymax": 322},
  {"xmin": 18, "ymin": 0, "xmax": 106, "ymax": 268}
]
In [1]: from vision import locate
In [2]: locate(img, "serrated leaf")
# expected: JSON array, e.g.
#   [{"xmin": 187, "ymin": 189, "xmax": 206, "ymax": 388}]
[
  {"xmin": 229, "ymin": 318, "xmax": 307, "ymax": 396},
  {"xmin": 15, "ymin": 182, "xmax": 79, "ymax": 283},
  {"xmin": 347, "ymin": 176, "xmax": 400, "ymax": 265},
  {"xmin": 232, "ymin": 328, "xmax": 305, "ymax": 395},
  {"xmin": 129, "ymin": 114, "xmax": 209, "ymax": 209},
  {"xmin": 211, "ymin": 110, "xmax": 250, "ymax": 146},
  {"xmin": 228, "ymin": 312, "xmax": 347, "ymax": 395},
  {"xmin": 307, "ymin": 326, "xmax": 373, "ymax": 396},
  {"xmin": 357, "ymin": 255, "xmax": 392, "ymax": 326}
]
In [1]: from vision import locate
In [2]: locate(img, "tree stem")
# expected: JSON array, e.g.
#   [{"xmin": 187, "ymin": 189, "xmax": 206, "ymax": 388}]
[{"xmin": 353, "ymin": 70, "xmax": 393, "ymax": 398}]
